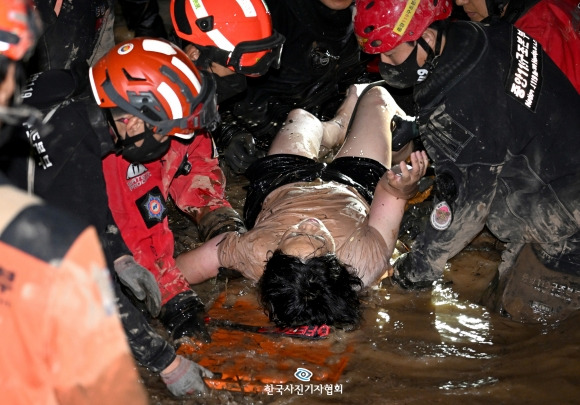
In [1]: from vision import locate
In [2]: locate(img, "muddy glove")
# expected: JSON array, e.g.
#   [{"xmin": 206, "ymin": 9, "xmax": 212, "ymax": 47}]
[
  {"xmin": 392, "ymin": 252, "xmax": 440, "ymax": 289},
  {"xmin": 198, "ymin": 206, "xmax": 247, "ymax": 242},
  {"xmin": 114, "ymin": 255, "xmax": 161, "ymax": 317},
  {"xmin": 160, "ymin": 355, "xmax": 214, "ymax": 396},
  {"xmin": 223, "ymin": 131, "xmax": 265, "ymax": 175}
]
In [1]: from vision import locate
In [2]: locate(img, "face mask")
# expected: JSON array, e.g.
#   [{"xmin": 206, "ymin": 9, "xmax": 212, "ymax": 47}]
[
  {"xmin": 379, "ymin": 44, "xmax": 428, "ymax": 89},
  {"xmin": 117, "ymin": 125, "xmax": 171, "ymax": 163}
]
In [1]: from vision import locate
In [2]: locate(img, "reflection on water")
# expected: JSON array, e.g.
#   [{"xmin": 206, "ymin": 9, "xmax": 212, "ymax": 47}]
[{"xmin": 432, "ymin": 282, "xmax": 491, "ymax": 346}]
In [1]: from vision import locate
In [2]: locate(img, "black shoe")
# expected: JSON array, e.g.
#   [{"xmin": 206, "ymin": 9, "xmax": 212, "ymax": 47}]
[{"xmin": 159, "ymin": 291, "xmax": 211, "ymax": 343}]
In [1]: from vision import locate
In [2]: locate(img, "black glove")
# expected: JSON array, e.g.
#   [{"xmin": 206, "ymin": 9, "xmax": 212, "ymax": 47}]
[
  {"xmin": 392, "ymin": 252, "xmax": 440, "ymax": 289},
  {"xmin": 223, "ymin": 132, "xmax": 265, "ymax": 175},
  {"xmin": 114, "ymin": 255, "xmax": 162, "ymax": 317},
  {"xmin": 391, "ymin": 114, "xmax": 419, "ymax": 151},
  {"xmin": 159, "ymin": 291, "xmax": 211, "ymax": 343}
]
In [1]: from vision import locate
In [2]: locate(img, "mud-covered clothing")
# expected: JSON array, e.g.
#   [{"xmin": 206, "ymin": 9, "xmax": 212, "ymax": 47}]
[
  {"xmin": 103, "ymin": 132, "xmax": 231, "ymax": 304},
  {"xmin": 0, "ymin": 176, "xmax": 147, "ymax": 405},
  {"xmin": 502, "ymin": 0, "xmax": 580, "ymax": 93},
  {"xmin": 403, "ymin": 21, "xmax": 580, "ymax": 284},
  {"xmin": 229, "ymin": 0, "xmax": 369, "ymax": 148},
  {"xmin": 30, "ymin": 0, "xmax": 113, "ymax": 72},
  {"xmin": 218, "ymin": 154, "xmax": 390, "ymax": 286},
  {"xmin": 0, "ymin": 70, "xmax": 178, "ymax": 374}
]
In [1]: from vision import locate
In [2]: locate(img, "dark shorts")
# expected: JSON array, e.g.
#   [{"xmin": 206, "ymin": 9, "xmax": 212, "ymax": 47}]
[{"xmin": 243, "ymin": 154, "xmax": 387, "ymax": 228}]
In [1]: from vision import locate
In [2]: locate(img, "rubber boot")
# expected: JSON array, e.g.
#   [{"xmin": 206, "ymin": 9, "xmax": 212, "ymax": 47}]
[{"xmin": 498, "ymin": 244, "xmax": 580, "ymax": 323}]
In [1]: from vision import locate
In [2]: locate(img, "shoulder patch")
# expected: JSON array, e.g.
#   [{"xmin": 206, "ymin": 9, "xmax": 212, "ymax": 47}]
[
  {"xmin": 136, "ymin": 186, "xmax": 167, "ymax": 228},
  {"xmin": 506, "ymin": 27, "xmax": 543, "ymax": 112},
  {"xmin": 126, "ymin": 163, "xmax": 151, "ymax": 191}
]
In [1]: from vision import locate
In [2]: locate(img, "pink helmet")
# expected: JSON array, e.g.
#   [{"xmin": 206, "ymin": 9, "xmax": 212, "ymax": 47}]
[{"xmin": 354, "ymin": 0, "xmax": 452, "ymax": 54}]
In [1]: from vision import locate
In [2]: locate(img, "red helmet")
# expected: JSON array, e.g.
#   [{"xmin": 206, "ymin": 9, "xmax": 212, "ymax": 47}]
[
  {"xmin": 354, "ymin": 0, "xmax": 451, "ymax": 54},
  {"xmin": 89, "ymin": 37, "xmax": 219, "ymax": 139},
  {"xmin": 0, "ymin": 0, "xmax": 41, "ymax": 62},
  {"xmin": 170, "ymin": 0, "xmax": 285, "ymax": 76}
]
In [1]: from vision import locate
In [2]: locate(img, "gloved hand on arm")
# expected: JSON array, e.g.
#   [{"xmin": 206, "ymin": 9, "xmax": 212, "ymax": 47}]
[{"xmin": 114, "ymin": 255, "xmax": 162, "ymax": 317}]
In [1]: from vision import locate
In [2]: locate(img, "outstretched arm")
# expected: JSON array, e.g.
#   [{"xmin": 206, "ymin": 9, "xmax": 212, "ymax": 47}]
[
  {"xmin": 368, "ymin": 151, "xmax": 429, "ymax": 263},
  {"xmin": 176, "ymin": 234, "xmax": 228, "ymax": 284}
]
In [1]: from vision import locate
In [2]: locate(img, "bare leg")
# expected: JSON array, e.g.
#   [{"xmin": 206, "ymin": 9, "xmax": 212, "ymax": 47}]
[
  {"xmin": 268, "ymin": 109, "xmax": 324, "ymax": 159},
  {"xmin": 320, "ymin": 84, "xmax": 368, "ymax": 151},
  {"xmin": 268, "ymin": 84, "xmax": 369, "ymax": 160},
  {"xmin": 334, "ymin": 86, "xmax": 397, "ymax": 168}
]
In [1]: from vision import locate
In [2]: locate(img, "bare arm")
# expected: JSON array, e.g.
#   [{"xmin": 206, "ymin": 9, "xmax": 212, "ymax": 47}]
[
  {"xmin": 368, "ymin": 151, "xmax": 429, "ymax": 262},
  {"xmin": 176, "ymin": 234, "xmax": 229, "ymax": 284}
]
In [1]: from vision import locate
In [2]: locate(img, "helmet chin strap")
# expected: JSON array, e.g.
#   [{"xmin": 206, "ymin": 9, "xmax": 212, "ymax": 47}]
[{"xmin": 416, "ymin": 24, "xmax": 445, "ymax": 72}]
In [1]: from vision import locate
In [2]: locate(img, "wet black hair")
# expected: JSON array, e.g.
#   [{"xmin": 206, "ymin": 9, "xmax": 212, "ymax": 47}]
[{"xmin": 258, "ymin": 250, "xmax": 364, "ymax": 328}]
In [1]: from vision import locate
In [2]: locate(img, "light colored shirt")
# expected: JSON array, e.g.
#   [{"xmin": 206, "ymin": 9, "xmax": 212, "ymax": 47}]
[{"xmin": 218, "ymin": 180, "xmax": 391, "ymax": 286}]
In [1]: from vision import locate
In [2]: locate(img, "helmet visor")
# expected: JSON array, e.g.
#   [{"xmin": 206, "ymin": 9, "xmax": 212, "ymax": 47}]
[{"xmin": 228, "ymin": 31, "xmax": 285, "ymax": 76}]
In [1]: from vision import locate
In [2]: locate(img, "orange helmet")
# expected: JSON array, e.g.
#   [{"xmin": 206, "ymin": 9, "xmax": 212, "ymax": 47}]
[
  {"xmin": 170, "ymin": 0, "xmax": 285, "ymax": 76},
  {"xmin": 354, "ymin": 0, "xmax": 451, "ymax": 54},
  {"xmin": 0, "ymin": 0, "xmax": 41, "ymax": 62},
  {"xmin": 89, "ymin": 37, "xmax": 219, "ymax": 139}
]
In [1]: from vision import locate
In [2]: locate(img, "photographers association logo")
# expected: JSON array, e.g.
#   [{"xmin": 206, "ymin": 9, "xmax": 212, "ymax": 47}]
[
  {"xmin": 294, "ymin": 367, "xmax": 313, "ymax": 382},
  {"xmin": 264, "ymin": 367, "xmax": 343, "ymax": 395}
]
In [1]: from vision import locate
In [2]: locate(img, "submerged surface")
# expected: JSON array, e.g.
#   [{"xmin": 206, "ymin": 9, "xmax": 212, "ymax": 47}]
[{"xmin": 139, "ymin": 172, "xmax": 580, "ymax": 404}]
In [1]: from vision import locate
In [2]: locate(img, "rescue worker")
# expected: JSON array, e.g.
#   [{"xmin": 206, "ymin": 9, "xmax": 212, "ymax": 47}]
[
  {"xmin": 354, "ymin": 0, "xmax": 580, "ymax": 322},
  {"xmin": 454, "ymin": 0, "xmax": 580, "ymax": 92},
  {"xmin": 170, "ymin": 0, "xmax": 285, "ymax": 90},
  {"xmin": 175, "ymin": 84, "xmax": 429, "ymax": 328},
  {"xmin": 211, "ymin": 0, "xmax": 372, "ymax": 174},
  {"xmin": 0, "ymin": 3, "xmax": 215, "ymax": 396},
  {"xmin": 169, "ymin": 0, "xmax": 286, "ymax": 172},
  {"xmin": 90, "ymin": 36, "xmax": 246, "ymax": 342},
  {"xmin": 0, "ymin": 1, "xmax": 147, "ymax": 403},
  {"xmin": 1, "ymin": 68, "xmax": 215, "ymax": 397}
]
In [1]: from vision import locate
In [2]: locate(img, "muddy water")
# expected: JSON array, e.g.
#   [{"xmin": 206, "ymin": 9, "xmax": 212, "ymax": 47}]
[{"xmin": 139, "ymin": 172, "xmax": 580, "ymax": 405}]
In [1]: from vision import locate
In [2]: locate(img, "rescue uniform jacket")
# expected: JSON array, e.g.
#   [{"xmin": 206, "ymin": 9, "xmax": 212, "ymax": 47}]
[
  {"xmin": 405, "ymin": 20, "xmax": 580, "ymax": 284},
  {"xmin": 103, "ymin": 131, "xmax": 231, "ymax": 304}
]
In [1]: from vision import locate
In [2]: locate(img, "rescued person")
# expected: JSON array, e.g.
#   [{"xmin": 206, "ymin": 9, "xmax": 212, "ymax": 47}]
[{"xmin": 176, "ymin": 83, "xmax": 429, "ymax": 328}]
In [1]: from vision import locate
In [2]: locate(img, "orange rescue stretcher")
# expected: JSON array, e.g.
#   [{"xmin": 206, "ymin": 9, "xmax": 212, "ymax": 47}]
[{"xmin": 176, "ymin": 290, "xmax": 353, "ymax": 393}]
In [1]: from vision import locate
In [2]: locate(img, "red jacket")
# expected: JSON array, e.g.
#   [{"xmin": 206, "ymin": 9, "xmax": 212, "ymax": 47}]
[
  {"xmin": 514, "ymin": 0, "xmax": 580, "ymax": 93},
  {"xmin": 103, "ymin": 132, "xmax": 230, "ymax": 304}
]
